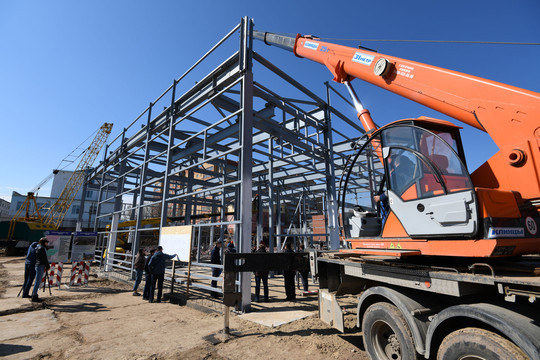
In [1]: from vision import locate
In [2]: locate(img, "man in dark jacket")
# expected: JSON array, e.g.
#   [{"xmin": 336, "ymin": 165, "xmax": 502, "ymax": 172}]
[
  {"xmin": 22, "ymin": 241, "xmax": 38, "ymax": 298},
  {"xmin": 254, "ymin": 242, "xmax": 269, "ymax": 302},
  {"xmin": 142, "ymin": 248, "xmax": 156, "ymax": 301},
  {"xmin": 31, "ymin": 237, "xmax": 50, "ymax": 302},
  {"xmin": 147, "ymin": 246, "xmax": 176, "ymax": 303},
  {"xmin": 283, "ymin": 241, "xmax": 296, "ymax": 301},
  {"xmin": 210, "ymin": 241, "xmax": 222, "ymax": 298}
]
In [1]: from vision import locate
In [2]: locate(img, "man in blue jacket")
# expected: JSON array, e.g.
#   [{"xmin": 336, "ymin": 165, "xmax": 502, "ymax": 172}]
[
  {"xmin": 147, "ymin": 246, "xmax": 176, "ymax": 303},
  {"xmin": 22, "ymin": 241, "xmax": 38, "ymax": 298},
  {"xmin": 32, "ymin": 237, "xmax": 50, "ymax": 302}
]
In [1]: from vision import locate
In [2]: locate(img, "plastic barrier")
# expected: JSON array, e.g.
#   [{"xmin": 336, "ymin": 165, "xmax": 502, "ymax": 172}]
[{"xmin": 69, "ymin": 261, "xmax": 89, "ymax": 286}]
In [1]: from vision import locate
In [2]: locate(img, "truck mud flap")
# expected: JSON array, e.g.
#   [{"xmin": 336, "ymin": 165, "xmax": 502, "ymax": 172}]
[{"xmin": 319, "ymin": 288, "xmax": 344, "ymax": 333}]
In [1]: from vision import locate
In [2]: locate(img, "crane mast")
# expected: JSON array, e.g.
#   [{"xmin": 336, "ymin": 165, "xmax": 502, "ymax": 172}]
[{"xmin": 42, "ymin": 123, "xmax": 113, "ymax": 228}]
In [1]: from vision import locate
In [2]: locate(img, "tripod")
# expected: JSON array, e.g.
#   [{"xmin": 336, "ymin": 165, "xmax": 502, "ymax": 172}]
[{"xmin": 42, "ymin": 270, "xmax": 52, "ymax": 296}]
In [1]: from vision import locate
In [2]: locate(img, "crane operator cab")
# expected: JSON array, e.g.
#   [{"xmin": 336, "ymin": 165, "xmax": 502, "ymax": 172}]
[{"xmin": 341, "ymin": 118, "xmax": 478, "ymax": 242}]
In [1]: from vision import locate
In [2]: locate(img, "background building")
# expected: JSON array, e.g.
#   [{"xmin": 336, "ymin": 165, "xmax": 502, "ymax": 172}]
[{"xmin": 0, "ymin": 198, "xmax": 10, "ymax": 222}]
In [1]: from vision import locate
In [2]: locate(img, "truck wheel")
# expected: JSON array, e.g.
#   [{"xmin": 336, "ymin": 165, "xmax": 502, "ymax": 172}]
[
  {"xmin": 437, "ymin": 327, "xmax": 527, "ymax": 360},
  {"xmin": 362, "ymin": 302, "xmax": 417, "ymax": 360}
]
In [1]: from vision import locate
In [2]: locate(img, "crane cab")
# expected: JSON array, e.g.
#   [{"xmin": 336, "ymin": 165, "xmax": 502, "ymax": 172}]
[{"xmin": 341, "ymin": 117, "xmax": 484, "ymax": 255}]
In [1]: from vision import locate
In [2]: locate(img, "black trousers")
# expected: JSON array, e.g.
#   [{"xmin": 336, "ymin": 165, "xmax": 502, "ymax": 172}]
[
  {"xmin": 284, "ymin": 271, "xmax": 296, "ymax": 300},
  {"xmin": 149, "ymin": 273, "xmax": 164, "ymax": 302},
  {"xmin": 143, "ymin": 272, "xmax": 152, "ymax": 299},
  {"xmin": 255, "ymin": 275, "xmax": 269, "ymax": 301},
  {"xmin": 23, "ymin": 263, "xmax": 36, "ymax": 297},
  {"xmin": 211, "ymin": 268, "xmax": 222, "ymax": 298}
]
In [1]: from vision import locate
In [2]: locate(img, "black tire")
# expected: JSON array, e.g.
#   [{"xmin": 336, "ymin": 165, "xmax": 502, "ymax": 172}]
[
  {"xmin": 437, "ymin": 327, "xmax": 528, "ymax": 360},
  {"xmin": 362, "ymin": 302, "xmax": 418, "ymax": 360}
]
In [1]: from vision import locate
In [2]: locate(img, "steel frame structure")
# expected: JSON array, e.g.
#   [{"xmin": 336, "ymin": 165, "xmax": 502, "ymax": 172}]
[{"xmin": 87, "ymin": 17, "xmax": 370, "ymax": 311}]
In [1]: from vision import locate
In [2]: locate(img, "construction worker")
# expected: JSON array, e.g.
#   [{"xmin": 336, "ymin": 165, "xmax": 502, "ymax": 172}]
[
  {"xmin": 22, "ymin": 241, "xmax": 38, "ymax": 298},
  {"xmin": 283, "ymin": 241, "xmax": 296, "ymax": 301},
  {"xmin": 210, "ymin": 241, "xmax": 222, "ymax": 298},
  {"xmin": 142, "ymin": 248, "xmax": 156, "ymax": 301},
  {"xmin": 31, "ymin": 237, "xmax": 50, "ymax": 302},
  {"xmin": 147, "ymin": 246, "xmax": 177, "ymax": 303}
]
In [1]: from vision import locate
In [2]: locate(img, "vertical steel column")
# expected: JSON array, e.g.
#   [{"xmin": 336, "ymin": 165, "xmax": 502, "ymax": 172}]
[
  {"xmin": 302, "ymin": 189, "xmax": 307, "ymax": 249},
  {"xmin": 160, "ymin": 80, "xmax": 178, "ymax": 228},
  {"xmin": 219, "ymin": 156, "xmax": 227, "ymax": 244},
  {"xmin": 276, "ymin": 189, "xmax": 282, "ymax": 252},
  {"xmin": 268, "ymin": 138, "xmax": 274, "ymax": 254},
  {"xmin": 76, "ymin": 169, "xmax": 90, "ymax": 232},
  {"xmin": 185, "ymin": 168, "xmax": 193, "ymax": 225},
  {"xmin": 132, "ymin": 103, "xmax": 154, "ymax": 276},
  {"xmin": 256, "ymin": 182, "xmax": 262, "ymax": 247},
  {"xmin": 106, "ymin": 130, "xmax": 127, "ymax": 270},
  {"xmin": 323, "ymin": 92, "xmax": 340, "ymax": 250},
  {"xmin": 238, "ymin": 16, "xmax": 254, "ymax": 312},
  {"xmin": 93, "ymin": 144, "xmax": 109, "ymax": 232}
]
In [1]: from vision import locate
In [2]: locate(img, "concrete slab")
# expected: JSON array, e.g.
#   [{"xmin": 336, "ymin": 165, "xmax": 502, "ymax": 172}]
[
  {"xmin": 239, "ymin": 309, "xmax": 313, "ymax": 327},
  {"xmin": 0, "ymin": 309, "xmax": 60, "ymax": 342}
]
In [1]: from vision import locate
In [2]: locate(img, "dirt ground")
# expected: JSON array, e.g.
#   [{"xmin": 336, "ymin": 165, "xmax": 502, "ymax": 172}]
[{"xmin": 0, "ymin": 256, "xmax": 369, "ymax": 360}]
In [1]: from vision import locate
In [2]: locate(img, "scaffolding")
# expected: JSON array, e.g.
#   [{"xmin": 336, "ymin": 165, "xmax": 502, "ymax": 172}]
[{"xmin": 87, "ymin": 17, "xmax": 369, "ymax": 311}]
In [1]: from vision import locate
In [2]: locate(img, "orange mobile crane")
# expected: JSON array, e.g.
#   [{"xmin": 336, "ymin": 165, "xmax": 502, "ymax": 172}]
[
  {"xmin": 223, "ymin": 30, "xmax": 540, "ymax": 359},
  {"xmin": 254, "ymin": 31, "xmax": 540, "ymax": 258}
]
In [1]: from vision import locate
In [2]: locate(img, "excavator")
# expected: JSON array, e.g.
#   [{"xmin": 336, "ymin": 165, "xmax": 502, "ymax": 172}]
[{"xmin": 253, "ymin": 31, "xmax": 540, "ymax": 258}]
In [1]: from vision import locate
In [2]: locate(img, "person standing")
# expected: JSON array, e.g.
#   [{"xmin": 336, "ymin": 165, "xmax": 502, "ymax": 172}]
[
  {"xmin": 22, "ymin": 241, "xmax": 38, "ymax": 298},
  {"xmin": 132, "ymin": 248, "xmax": 146, "ymax": 296},
  {"xmin": 297, "ymin": 243, "xmax": 309, "ymax": 293},
  {"xmin": 254, "ymin": 242, "xmax": 269, "ymax": 302},
  {"xmin": 210, "ymin": 241, "xmax": 222, "ymax": 298},
  {"xmin": 226, "ymin": 240, "xmax": 236, "ymax": 253},
  {"xmin": 142, "ymin": 248, "xmax": 156, "ymax": 301},
  {"xmin": 283, "ymin": 241, "xmax": 296, "ymax": 301},
  {"xmin": 31, "ymin": 237, "xmax": 50, "ymax": 303},
  {"xmin": 148, "ymin": 246, "xmax": 177, "ymax": 303}
]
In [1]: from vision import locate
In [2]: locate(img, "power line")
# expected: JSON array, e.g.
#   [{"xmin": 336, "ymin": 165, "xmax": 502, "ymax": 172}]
[{"xmin": 320, "ymin": 38, "xmax": 540, "ymax": 46}]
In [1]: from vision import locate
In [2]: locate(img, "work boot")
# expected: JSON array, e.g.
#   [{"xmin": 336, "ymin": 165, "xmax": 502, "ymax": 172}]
[
  {"xmin": 31, "ymin": 295, "xmax": 42, "ymax": 303},
  {"xmin": 22, "ymin": 294, "xmax": 31, "ymax": 298}
]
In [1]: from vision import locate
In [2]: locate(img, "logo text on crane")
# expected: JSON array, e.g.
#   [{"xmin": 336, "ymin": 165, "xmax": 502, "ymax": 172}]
[
  {"xmin": 352, "ymin": 52, "xmax": 374, "ymax": 66},
  {"xmin": 304, "ymin": 41, "xmax": 319, "ymax": 50},
  {"xmin": 487, "ymin": 227, "xmax": 525, "ymax": 239}
]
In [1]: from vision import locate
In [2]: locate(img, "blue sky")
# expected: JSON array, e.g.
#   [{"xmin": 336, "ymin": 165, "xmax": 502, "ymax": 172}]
[{"xmin": 1, "ymin": 1, "xmax": 539, "ymax": 202}]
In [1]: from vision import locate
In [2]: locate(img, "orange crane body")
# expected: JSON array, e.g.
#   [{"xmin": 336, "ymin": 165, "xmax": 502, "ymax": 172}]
[
  {"xmin": 292, "ymin": 37, "xmax": 540, "ymax": 200},
  {"xmin": 255, "ymin": 31, "xmax": 540, "ymax": 257}
]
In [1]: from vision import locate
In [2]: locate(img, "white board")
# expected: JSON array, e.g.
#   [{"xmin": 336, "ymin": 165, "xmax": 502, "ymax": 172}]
[
  {"xmin": 159, "ymin": 225, "xmax": 192, "ymax": 262},
  {"xmin": 45, "ymin": 231, "xmax": 72, "ymax": 263},
  {"xmin": 71, "ymin": 232, "xmax": 97, "ymax": 262}
]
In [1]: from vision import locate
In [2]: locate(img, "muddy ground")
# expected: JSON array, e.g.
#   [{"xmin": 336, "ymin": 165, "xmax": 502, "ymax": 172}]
[{"xmin": 0, "ymin": 256, "xmax": 368, "ymax": 360}]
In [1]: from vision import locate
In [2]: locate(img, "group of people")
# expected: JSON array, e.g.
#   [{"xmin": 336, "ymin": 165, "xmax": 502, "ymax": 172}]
[
  {"xmin": 253, "ymin": 241, "xmax": 310, "ymax": 303},
  {"xmin": 22, "ymin": 237, "xmax": 50, "ymax": 302},
  {"xmin": 132, "ymin": 246, "xmax": 177, "ymax": 303}
]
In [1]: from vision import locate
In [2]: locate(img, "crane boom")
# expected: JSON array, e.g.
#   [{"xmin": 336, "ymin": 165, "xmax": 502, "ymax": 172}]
[
  {"xmin": 42, "ymin": 123, "xmax": 113, "ymax": 228},
  {"xmin": 254, "ymin": 31, "xmax": 540, "ymax": 203}
]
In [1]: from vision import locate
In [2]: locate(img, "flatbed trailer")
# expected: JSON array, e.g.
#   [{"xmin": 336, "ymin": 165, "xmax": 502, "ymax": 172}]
[
  {"xmin": 315, "ymin": 251, "xmax": 540, "ymax": 359},
  {"xmin": 223, "ymin": 251, "xmax": 540, "ymax": 359}
]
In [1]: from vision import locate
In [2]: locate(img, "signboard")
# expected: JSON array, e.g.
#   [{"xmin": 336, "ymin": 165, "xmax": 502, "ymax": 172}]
[
  {"xmin": 45, "ymin": 231, "xmax": 72, "ymax": 263},
  {"xmin": 159, "ymin": 225, "xmax": 192, "ymax": 262},
  {"xmin": 71, "ymin": 232, "xmax": 97, "ymax": 262}
]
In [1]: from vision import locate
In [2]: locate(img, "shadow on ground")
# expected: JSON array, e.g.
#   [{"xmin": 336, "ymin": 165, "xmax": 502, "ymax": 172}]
[{"xmin": 0, "ymin": 344, "xmax": 33, "ymax": 357}]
